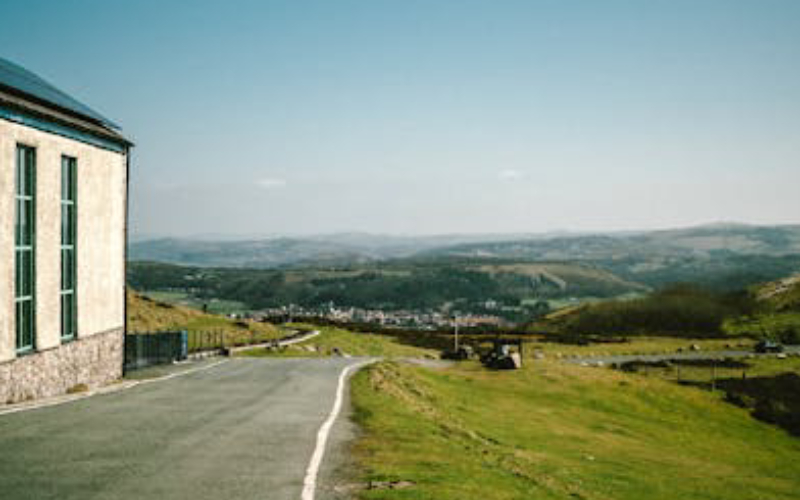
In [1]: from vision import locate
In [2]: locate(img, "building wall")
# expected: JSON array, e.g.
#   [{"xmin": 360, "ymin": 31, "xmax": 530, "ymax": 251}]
[
  {"xmin": 0, "ymin": 327, "xmax": 123, "ymax": 403},
  {"xmin": 0, "ymin": 118, "xmax": 127, "ymax": 402}
]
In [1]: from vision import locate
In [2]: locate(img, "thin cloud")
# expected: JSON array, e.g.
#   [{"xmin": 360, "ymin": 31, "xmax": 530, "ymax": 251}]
[
  {"xmin": 256, "ymin": 178, "xmax": 288, "ymax": 189},
  {"xmin": 499, "ymin": 169, "xmax": 525, "ymax": 181}
]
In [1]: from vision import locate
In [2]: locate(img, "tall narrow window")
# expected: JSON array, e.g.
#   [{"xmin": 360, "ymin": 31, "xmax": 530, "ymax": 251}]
[
  {"xmin": 15, "ymin": 145, "xmax": 36, "ymax": 353},
  {"xmin": 61, "ymin": 156, "xmax": 77, "ymax": 341}
]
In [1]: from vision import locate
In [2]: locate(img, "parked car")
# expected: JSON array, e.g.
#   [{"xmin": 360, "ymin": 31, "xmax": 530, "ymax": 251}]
[{"xmin": 754, "ymin": 340, "xmax": 785, "ymax": 353}]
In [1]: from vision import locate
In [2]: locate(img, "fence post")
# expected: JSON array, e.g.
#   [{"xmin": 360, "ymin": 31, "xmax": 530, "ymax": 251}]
[{"xmin": 180, "ymin": 330, "xmax": 188, "ymax": 360}]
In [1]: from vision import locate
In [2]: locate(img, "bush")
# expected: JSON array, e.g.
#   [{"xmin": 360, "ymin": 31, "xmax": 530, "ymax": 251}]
[{"xmin": 777, "ymin": 326, "xmax": 800, "ymax": 345}]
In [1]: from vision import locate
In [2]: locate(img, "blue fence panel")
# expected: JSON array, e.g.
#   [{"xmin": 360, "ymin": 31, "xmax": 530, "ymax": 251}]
[{"xmin": 124, "ymin": 331, "xmax": 188, "ymax": 372}]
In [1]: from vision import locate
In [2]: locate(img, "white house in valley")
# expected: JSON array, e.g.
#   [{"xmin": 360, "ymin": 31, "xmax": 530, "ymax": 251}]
[{"xmin": 0, "ymin": 57, "xmax": 131, "ymax": 403}]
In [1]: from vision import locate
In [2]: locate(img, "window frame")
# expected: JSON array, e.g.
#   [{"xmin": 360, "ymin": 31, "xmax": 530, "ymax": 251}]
[
  {"xmin": 60, "ymin": 155, "xmax": 78, "ymax": 341},
  {"xmin": 14, "ymin": 144, "xmax": 36, "ymax": 354}
]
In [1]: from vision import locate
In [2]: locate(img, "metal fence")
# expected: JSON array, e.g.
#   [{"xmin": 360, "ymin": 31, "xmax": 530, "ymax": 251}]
[
  {"xmin": 124, "ymin": 331, "xmax": 188, "ymax": 373},
  {"xmin": 187, "ymin": 330, "xmax": 228, "ymax": 353},
  {"xmin": 124, "ymin": 329, "xmax": 279, "ymax": 372}
]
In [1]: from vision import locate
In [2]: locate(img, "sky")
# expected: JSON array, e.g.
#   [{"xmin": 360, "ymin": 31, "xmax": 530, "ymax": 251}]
[{"xmin": 2, "ymin": 0, "xmax": 799, "ymax": 238}]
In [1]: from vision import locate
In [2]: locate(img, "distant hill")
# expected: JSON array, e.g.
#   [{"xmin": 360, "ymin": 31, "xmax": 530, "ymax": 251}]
[
  {"xmin": 129, "ymin": 233, "xmax": 553, "ymax": 268},
  {"xmin": 130, "ymin": 224, "xmax": 800, "ymax": 293},
  {"xmin": 129, "ymin": 237, "xmax": 381, "ymax": 268},
  {"xmin": 425, "ymin": 223, "xmax": 800, "ymax": 260},
  {"xmin": 131, "ymin": 224, "xmax": 800, "ymax": 269},
  {"xmin": 127, "ymin": 259, "xmax": 647, "ymax": 314},
  {"xmin": 427, "ymin": 224, "xmax": 800, "ymax": 291}
]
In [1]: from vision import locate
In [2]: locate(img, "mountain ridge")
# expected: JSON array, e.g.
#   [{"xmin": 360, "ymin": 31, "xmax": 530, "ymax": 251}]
[{"xmin": 130, "ymin": 223, "xmax": 800, "ymax": 269}]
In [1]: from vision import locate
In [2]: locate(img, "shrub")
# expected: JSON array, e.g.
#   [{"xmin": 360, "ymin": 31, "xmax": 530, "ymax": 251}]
[
  {"xmin": 563, "ymin": 284, "xmax": 749, "ymax": 337},
  {"xmin": 777, "ymin": 326, "xmax": 800, "ymax": 345}
]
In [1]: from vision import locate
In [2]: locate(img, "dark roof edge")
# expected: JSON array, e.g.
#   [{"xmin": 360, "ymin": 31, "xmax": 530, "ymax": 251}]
[
  {"xmin": 0, "ymin": 80, "xmax": 122, "ymax": 131},
  {"xmin": 0, "ymin": 90, "xmax": 132, "ymax": 153},
  {"xmin": 0, "ymin": 57, "xmax": 121, "ymax": 130}
]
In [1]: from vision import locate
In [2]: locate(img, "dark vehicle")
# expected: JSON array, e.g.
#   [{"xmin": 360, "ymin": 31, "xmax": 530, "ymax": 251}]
[{"xmin": 755, "ymin": 340, "xmax": 785, "ymax": 353}]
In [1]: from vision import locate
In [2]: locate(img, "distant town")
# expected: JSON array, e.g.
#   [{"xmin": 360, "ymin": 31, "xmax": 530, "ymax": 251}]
[{"xmin": 252, "ymin": 302, "xmax": 512, "ymax": 329}]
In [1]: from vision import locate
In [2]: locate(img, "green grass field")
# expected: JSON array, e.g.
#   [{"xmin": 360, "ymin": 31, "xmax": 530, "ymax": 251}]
[
  {"xmin": 349, "ymin": 358, "xmax": 800, "ymax": 500},
  {"xmin": 527, "ymin": 336, "xmax": 754, "ymax": 358},
  {"xmin": 127, "ymin": 291, "xmax": 284, "ymax": 348},
  {"xmin": 725, "ymin": 312, "xmax": 800, "ymax": 337},
  {"xmin": 137, "ymin": 290, "xmax": 249, "ymax": 315},
  {"xmin": 620, "ymin": 356, "xmax": 800, "ymax": 383},
  {"xmin": 237, "ymin": 324, "xmax": 437, "ymax": 359}
]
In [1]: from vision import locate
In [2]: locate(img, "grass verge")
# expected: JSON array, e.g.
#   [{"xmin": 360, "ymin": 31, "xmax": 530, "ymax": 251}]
[
  {"xmin": 529, "ymin": 336, "xmax": 754, "ymax": 358},
  {"xmin": 127, "ymin": 291, "xmax": 283, "ymax": 347},
  {"xmin": 349, "ymin": 359, "xmax": 800, "ymax": 500}
]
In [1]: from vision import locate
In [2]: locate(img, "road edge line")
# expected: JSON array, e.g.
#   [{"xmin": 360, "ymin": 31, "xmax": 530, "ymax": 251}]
[{"xmin": 301, "ymin": 359, "xmax": 375, "ymax": 500}]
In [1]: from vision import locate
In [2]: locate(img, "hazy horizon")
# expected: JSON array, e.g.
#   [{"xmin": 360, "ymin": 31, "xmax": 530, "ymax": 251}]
[
  {"xmin": 3, "ymin": 1, "xmax": 799, "ymax": 238},
  {"xmin": 131, "ymin": 219, "xmax": 800, "ymax": 243}
]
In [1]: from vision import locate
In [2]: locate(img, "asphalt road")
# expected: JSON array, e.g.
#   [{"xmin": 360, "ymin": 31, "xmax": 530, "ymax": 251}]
[{"xmin": 0, "ymin": 358, "xmax": 367, "ymax": 500}]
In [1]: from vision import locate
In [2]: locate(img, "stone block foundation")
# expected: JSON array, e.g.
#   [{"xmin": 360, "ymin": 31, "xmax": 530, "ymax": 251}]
[{"xmin": 0, "ymin": 328, "xmax": 123, "ymax": 404}]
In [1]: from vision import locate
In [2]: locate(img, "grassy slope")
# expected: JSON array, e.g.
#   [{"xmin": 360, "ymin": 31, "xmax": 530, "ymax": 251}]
[
  {"xmin": 528, "ymin": 336, "xmax": 754, "ymax": 358},
  {"xmin": 127, "ymin": 291, "xmax": 282, "ymax": 343},
  {"xmin": 350, "ymin": 360, "xmax": 800, "ymax": 500},
  {"xmin": 755, "ymin": 274, "xmax": 800, "ymax": 311},
  {"xmin": 477, "ymin": 263, "xmax": 649, "ymax": 291},
  {"xmin": 137, "ymin": 289, "xmax": 247, "ymax": 315},
  {"xmin": 725, "ymin": 312, "xmax": 800, "ymax": 336},
  {"xmin": 725, "ymin": 275, "xmax": 800, "ymax": 337},
  {"xmin": 638, "ymin": 357, "xmax": 800, "ymax": 381},
  {"xmin": 237, "ymin": 324, "xmax": 436, "ymax": 358}
]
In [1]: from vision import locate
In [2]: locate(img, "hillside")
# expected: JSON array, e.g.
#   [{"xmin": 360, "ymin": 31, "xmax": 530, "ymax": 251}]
[
  {"xmin": 127, "ymin": 259, "xmax": 647, "ymax": 315},
  {"xmin": 128, "ymin": 233, "xmax": 546, "ymax": 268},
  {"xmin": 130, "ymin": 224, "xmax": 800, "ymax": 270},
  {"xmin": 126, "ymin": 291, "xmax": 282, "ymax": 341},
  {"xmin": 350, "ymin": 360, "xmax": 800, "ymax": 499},
  {"xmin": 476, "ymin": 262, "xmax": 648, "ymax": 295},
  {"xmin": 429, "ymin": 224, "xmax": 800, "ymax": 260},
  {"xmin": 756, "ymin": 274, "xmax": 800, "ymax": 312},
  {"xmin": 427, "ymin": 224, "xmax": 800, "ymax": 291},
  {"xmin": 720, "ymin": 275, "xmax": 800, "ymax": 342},
  {"xmin": 130, "ymin": 225, "xmax": 800, "ymax": 296}
]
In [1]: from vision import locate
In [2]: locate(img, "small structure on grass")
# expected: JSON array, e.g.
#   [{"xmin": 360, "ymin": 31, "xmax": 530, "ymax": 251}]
[{"xmin": 481, "ymin": 339, "xmax": 524, "ymax": 370}]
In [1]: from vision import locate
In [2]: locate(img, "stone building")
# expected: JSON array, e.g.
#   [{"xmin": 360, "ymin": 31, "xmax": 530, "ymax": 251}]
[{"xmin": 0, "ymin": 57, "xmax": 131, "ymax": 403}]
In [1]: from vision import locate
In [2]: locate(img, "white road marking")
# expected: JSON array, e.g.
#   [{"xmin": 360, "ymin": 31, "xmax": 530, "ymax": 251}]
[
  {"xmin": 301, "ymin": 360, "xmax": 374, "ymax": 500},
  {"xmin": 0, "ymin": 359, "xmax": 228, "ymax": 417},
  {"xmin": 136, "ymin": 359, "xmax": 227, "ymax": 386}
]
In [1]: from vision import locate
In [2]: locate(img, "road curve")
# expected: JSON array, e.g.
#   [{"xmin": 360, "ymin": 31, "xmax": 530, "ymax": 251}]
[{"xmin": 0, "ymin": 357, "xmax": 368, "ymax": 500}]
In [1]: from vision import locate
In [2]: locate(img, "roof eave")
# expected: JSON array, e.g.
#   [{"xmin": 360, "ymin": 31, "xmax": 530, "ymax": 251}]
[{"xmin": 0, "ymin": 87, "xmax": 133, "ymax": 149}]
